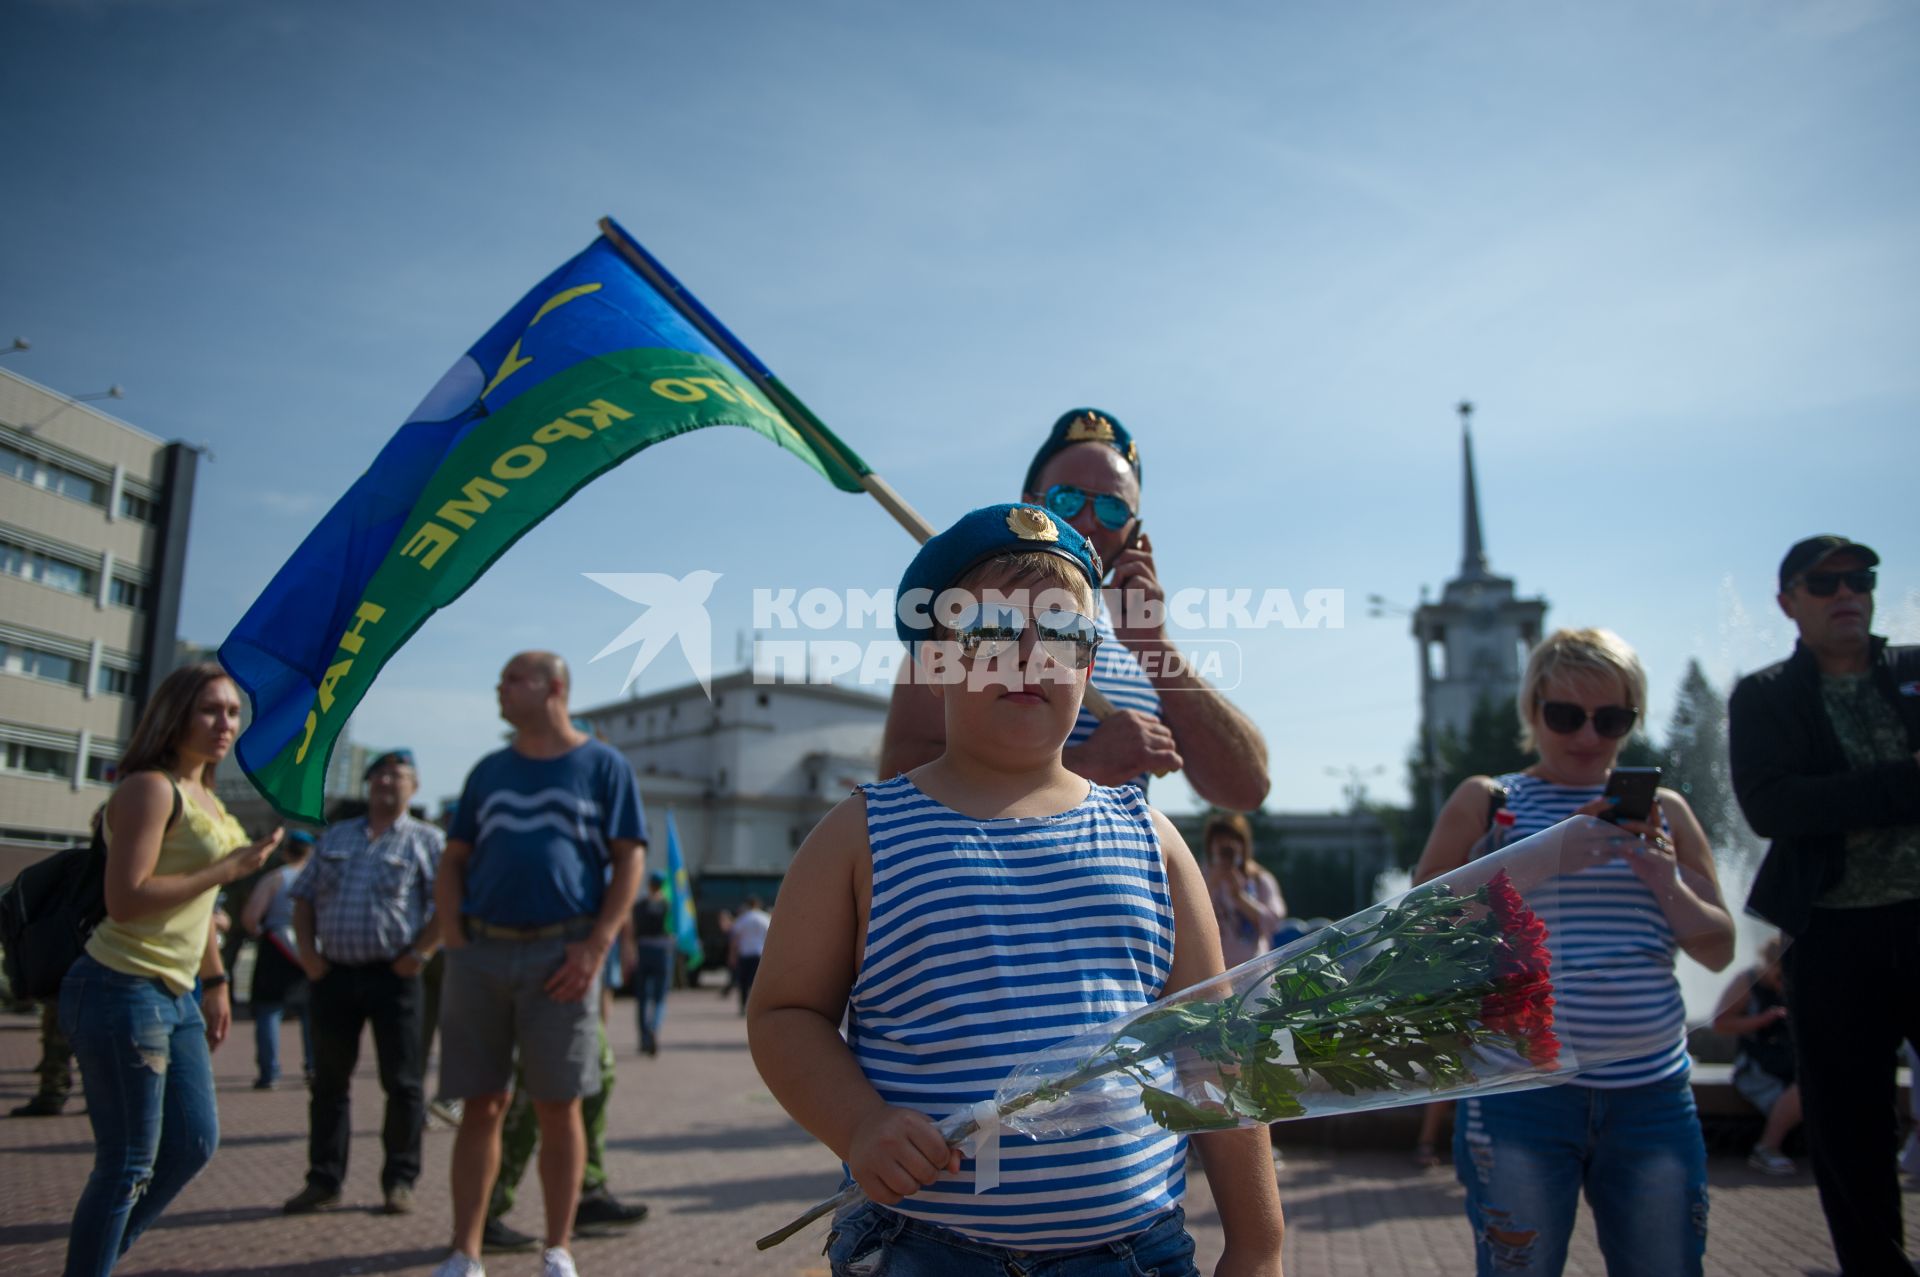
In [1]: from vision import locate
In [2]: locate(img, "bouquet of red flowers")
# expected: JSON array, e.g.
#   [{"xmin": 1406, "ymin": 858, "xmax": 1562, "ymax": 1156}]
[{"xmin": 760, "ymin": 826, "xmax": 1630, "ymax": 1249}]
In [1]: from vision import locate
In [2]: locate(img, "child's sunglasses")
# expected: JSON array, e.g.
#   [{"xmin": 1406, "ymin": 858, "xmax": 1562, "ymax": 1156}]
[
  {"xmin": 951, "ymin": 603, "xmax": 1102, "ymax": 670},
  {"xmin": 1795, "ymin": 569, "xmax": 1876, "ymax": 597},
  {"xmin": 1042, "ymin": 484, "xmax": 1135, "ymax": 531},
  {"xmin": 1539, "ymin": 701, "xmax": 1638, "ymax": 739}
]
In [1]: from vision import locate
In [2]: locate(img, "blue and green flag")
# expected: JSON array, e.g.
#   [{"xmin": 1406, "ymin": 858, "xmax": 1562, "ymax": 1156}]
[
  {"xmin": 663, "ymin": 810, "xmax": 702, "ymax": 969},
  {"xmin": 220, "ymin": 219, "xmax": 872, "ymax": 821}
]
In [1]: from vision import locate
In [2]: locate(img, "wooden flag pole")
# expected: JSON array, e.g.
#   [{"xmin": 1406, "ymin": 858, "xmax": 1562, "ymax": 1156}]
[{"xmin": 594, "ymin": 217, "xmax": 1116, "ymax": 719}]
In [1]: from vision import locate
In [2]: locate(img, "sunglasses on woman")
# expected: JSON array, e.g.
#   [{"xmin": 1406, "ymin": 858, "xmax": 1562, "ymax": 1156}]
[
  {"xmin": 1042, "ymin": 484, "xmax": 1135, "ymax": 531},
  {"xmin": 1796, "ymin": 569, "xmax": 1876, "ymax": 597},
  {"xmin": 949, "ymin": 602, "xmax": 1102, "ymax": 670},
  {"xmin": 1539, "ymin": 701, "xmax": 1638, "ymax": 739}
]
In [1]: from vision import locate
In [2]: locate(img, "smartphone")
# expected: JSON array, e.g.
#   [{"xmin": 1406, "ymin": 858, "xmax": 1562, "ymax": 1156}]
[
  {"xmin": 1104, "ymin": 522, "xmax": 1143, "ymax": 584},
  {"xmin": 1602, "ymin": 767, "xmax": 1660, "ymax": 824}
]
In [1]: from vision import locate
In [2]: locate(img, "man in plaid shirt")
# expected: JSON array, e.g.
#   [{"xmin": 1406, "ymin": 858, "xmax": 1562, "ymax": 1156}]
[{"xmin": 283, "ymin": 749, "xmax": 445, "ymax": 1217}]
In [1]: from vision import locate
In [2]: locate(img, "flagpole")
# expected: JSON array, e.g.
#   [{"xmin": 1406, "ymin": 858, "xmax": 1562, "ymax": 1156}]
[{"xmin": 596, "ymin": 217, "xmax": 1119, "ymax": 719}]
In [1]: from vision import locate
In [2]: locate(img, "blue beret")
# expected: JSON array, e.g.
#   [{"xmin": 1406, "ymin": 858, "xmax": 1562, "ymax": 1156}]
[
  {"xmin": 1021, "ymin": 407, "xmax": 1141, "ymax": 495},
  {"xmin": 895, "ymin": 504, "xmax": 1101, "ymax": 644},
  {"xmin": 364, "ymin": 748, "xmax": 416, "ymax": 778},
  {"xmin": 287, "ymin": 829, "xmax": 317, "ymax": 847}
]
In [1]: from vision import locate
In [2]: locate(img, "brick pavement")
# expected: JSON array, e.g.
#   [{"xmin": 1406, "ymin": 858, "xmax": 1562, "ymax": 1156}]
[{"xmin": 0, "ymin": 990, "xmax": 1906, "ymax": 1275}]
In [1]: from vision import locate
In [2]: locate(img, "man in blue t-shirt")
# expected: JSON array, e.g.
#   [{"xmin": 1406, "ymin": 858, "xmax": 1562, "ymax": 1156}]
[{"xmin": 431, "ymin": 652, "xmax": 646, "ymax": 1277}]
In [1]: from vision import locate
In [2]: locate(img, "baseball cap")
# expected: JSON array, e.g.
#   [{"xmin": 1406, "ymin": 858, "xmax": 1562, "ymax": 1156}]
[{"xmin": 1778, "ymin": 536, "xmax": 1879, "ymax": 590}]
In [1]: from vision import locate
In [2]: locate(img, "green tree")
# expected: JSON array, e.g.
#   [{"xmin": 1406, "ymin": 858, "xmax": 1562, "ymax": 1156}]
[
  {"xmin": 1657, "ymin": 659, "xmax": 1742, "ymax": 849},
  {"xmin": 1395, "ymin": 694, "xmax": 1531, "ymax": 866}
]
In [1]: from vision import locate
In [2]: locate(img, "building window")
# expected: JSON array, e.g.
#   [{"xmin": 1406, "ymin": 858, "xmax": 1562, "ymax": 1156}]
[
  {"xmin": 0, "ymin": 639, "xmax": 85, "ymax": 689},
  {"xmin": 86, "ymin": 753, "xmax": 118, "ymax": 785},
  {"xmin": 120, "ymin": 490, "xmax": 155, "ymax": 522},
  {"xmin": 109, "ymin": 577, "xmax": 148, "ymax": 611},
  {"xmin": 0, "ymin": 441, "xmax": 105, "ymax": 508},
  {"xmin": 96, "ymin": 664, "xmax": 134, "ymax": 696},
  {"xmin": 0, "ymin": 536, "xmax": 97, "ymax": 598},
  {"xmin": 756, "ymin": 692, "xmax": 770, "ymax": 707},
  {"xmin": 2, "ymin": 740, "xmax": 75, "ymax": 780}
]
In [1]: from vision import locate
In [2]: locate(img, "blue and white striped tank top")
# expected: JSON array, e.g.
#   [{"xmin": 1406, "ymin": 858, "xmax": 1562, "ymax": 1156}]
[
  {"xmin": 1067, "ymin": 608, "xmax": 1164, "ymax": 793},
  {"xmin": 1489, "ymin": 772, "xmax": 1689, "ymax": 1089},
  {"xmin": 850, "ymin": 774, "xmax": 1186, "ymax": 1250}
]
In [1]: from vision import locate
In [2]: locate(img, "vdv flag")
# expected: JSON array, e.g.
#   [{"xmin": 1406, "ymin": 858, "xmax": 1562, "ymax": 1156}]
[
  {"xmin": 220, "ymin": 219, "xmax": 872, "ymax": 821},
  {"xmin": 664, "ymin": 810, "xmax": 703, "ymax": 970}
]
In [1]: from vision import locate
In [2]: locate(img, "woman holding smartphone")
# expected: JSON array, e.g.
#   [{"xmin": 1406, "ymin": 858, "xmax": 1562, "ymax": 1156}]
[
  {"xmin": 1414, "ymin": 628, "xmax": 1735, "ymax": 1277},
  {"xmin": 59, "ymin": 662, "xmax": 281, "ymax": 1276}
]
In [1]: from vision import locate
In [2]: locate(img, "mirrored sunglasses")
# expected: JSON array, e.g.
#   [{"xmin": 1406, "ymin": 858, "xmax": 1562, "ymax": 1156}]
[
  {"xmin": 1043, "ymin": 484, "xmax": 1135, "ymax": 531},
  {"xmin": 951, "ymin": 602, "xmax": 1102, "ymax": 670},
  {"xmin": 1797, "ymin": 569, "xmax": 1876, "ymax": 597},
  {"xmin": 1539, "ymin": 701, "xmax": 1638, "ymax": 739}
]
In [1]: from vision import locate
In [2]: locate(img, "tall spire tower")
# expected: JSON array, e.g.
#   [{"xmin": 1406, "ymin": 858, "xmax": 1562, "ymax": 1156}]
[
  {"xmin": 1458, "ymin": 400, "xmax": 1489, "ymax": 580},
  {"xmin": 1408, "ymin": 402, "xmax": 1548, "ymax": 808}
]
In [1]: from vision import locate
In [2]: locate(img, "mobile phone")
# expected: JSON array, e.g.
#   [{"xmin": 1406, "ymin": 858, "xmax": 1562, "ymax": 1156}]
[
  {"xmin": 1601, "ymin": 767, "xmax": 1660, "ymax": 824},
  {"xmin": 1104, "ymin": 522, "xmax": 1143, "ymax": 584}
]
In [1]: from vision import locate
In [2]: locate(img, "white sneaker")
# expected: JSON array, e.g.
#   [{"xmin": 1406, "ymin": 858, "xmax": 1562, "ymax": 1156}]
[
  {"xmin": 1747, "ymin": 1146, "xmax": 1795, "ymax": 1176},
  {"xmin": 539, "ymin": 1247, "xmax": 579, "ymax": 1277},
  {"xmin": 430, "ymin": 1252, "xmax": 485, "ymax": 1277}
]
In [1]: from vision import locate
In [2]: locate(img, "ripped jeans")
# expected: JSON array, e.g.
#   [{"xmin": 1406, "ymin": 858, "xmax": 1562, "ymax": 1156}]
[
  {"xmin": 1455, "ymin": 1075, "xmax": 1707, "ymax": 1277},
  {"xmin": 58, "ymin": 955, "xmax": 219, "ymax": 1277}
]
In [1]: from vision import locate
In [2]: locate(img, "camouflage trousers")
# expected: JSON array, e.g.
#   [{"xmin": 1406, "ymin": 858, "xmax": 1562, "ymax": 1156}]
[{"xmin": 34, "ymin": 1001, "xmax": 73, "ymax": 1101}]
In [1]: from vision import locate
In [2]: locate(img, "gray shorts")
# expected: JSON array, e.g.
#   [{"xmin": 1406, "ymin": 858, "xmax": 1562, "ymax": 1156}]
[{"xmin": 438, "ymin": 935, "xmax": 602, "ymax": 1103}]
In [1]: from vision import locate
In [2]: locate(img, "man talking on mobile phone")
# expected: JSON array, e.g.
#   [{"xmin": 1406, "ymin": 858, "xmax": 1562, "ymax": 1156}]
[
  {"xmin": 881, "ymin": 408, "xmax": 1269, "ymax": 810},
  {"xmin": 1729, "ymin": 535, "xmax": 1920, "ymax": 1277}
]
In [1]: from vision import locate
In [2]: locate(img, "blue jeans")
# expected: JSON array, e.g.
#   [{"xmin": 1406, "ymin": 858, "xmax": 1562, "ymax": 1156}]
[
  {"xmin": 1454, "ymin": 1075, "xmax": 1708, "ymax": 1277},
  {"xmin": 634, "ymin": 942, "xmax": 672, "ymax": 1052},
  {"xmin": 58, "ymin": 955, "xmax": 220, "ymax": 1277},
  {"xmin": 826, "ymin": 1202, "xmax": 1198, "ymax": 1276},
  {"xmin": 253, "ymin": 999, "xmax": 313, "ymax": 1083}
]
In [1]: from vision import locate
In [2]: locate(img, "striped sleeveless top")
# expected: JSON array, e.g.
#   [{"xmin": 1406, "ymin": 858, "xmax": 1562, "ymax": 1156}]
[
  {"xmin": 850, "ymin": 774, "xmax": 1186, "ymax": 1250},
  {"xmin": 1067, "ymin": 608, "xmax": 1163, "ymax": 793},
  {"xmin": 1488, "ymin": 772, "xmax": 1689, "ymax": 1089}
]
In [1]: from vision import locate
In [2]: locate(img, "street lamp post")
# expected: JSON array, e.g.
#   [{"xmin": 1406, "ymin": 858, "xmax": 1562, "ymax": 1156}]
[{"xmin": 1326, "ymin": 764, "xmax": 1385, "ymax": 912}]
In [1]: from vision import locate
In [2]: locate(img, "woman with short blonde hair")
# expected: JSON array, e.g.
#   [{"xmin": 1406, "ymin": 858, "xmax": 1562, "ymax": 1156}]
[{"xmin": 1415, "ymin": 627, "xmax": 1734, "ymax": 1277}]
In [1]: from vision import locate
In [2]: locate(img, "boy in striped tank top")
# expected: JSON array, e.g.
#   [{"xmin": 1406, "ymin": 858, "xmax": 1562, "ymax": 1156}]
[{"xmin": 748, "ymin": 505, "xmax": 1285, "ymax": 1277}]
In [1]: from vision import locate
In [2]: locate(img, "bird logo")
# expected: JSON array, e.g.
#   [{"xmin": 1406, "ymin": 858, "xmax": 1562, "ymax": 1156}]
[{"xmin": 584, "ymin": 570, "xmax": 723, "ymax": 697}]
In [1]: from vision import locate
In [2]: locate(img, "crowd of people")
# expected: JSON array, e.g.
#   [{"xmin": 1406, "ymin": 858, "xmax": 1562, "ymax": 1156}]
[{"xmin": 14, "ymin": 403, "xmax": 1917, "ymax": 1277}]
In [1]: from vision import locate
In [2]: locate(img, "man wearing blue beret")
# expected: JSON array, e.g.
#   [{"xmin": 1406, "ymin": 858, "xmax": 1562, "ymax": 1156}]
[{"xmin": 882, "ymin": 408, "xmax": 1270, "ymax": 811}]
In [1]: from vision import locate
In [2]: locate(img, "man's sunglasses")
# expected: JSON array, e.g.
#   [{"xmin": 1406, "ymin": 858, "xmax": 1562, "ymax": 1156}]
[
  {"xmin": 1042, "ymin": 484, "xmax": 1135, "ymax": 531},
  {"xmin": 1795, "ymin": 569, "xmax": 1876, "ymax": 597},
  {"xmin": 1539, "ymin": 701, "xmax": 1638, "ymax": 739},
  {"xmin": 950, "ymin": 603, "xmax": 1102, "ymax": 670}
]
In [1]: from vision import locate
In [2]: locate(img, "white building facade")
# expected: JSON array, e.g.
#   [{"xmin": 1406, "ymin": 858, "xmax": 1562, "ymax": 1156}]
[
  {"xmin": 579, "ymin": 670, "xmax": 887, "ymax": 876},
  {"xmin": 0, "ymin": 369, "xmax": 200, "ymax": 864}
]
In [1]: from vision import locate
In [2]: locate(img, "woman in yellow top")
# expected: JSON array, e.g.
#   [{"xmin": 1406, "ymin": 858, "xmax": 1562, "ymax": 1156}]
[{"xmin": 58, "ymin": 662, "xmax": 280, "ymax": 1277}]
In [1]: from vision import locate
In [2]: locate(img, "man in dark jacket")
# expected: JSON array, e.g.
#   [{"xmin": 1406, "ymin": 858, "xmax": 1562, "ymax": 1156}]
[{"xmin": 1730, "ymin": 534, "xmax": 1920, "ymax": 1277}]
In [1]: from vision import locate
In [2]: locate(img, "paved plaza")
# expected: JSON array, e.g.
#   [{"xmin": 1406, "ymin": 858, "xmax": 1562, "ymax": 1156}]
[{"xmin": 0, "ymin": 987, "xmax": 1906, "ymax": 1276}]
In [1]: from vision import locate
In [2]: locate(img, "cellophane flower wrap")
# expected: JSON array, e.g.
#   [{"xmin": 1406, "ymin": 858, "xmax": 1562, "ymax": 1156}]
[{"xmin": 760, "ymin": 820, "xmax": 1672, "ymax": 1249}]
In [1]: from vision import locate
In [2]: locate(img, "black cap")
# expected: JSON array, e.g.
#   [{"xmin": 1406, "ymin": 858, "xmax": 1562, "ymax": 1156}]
[{"xmin": 1778, "ymin": 536, "xmax": 1879, "ymax": 590}]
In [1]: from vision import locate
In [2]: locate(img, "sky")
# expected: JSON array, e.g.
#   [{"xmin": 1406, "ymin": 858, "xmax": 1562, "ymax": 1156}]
[{"xmin": 4, "ymin": 0, "xmax": 1917, "ymax": 825}]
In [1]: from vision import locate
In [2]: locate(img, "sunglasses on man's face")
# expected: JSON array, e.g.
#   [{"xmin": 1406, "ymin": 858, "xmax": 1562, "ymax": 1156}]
[
  {"xmin": 1796, "ymin": 569, "xmax": 1876, "ymax": 598},
  {"xmin": 1539, "ymin": 701, "xmax": 1638, "ymax": 739},
  {"xmin": 1042, "ymin": 484, "xmax": 1135, "ymax": 531},
  {"xmin": 951, "ymin": 603, "xmax": 1102, "ymax": 670}
]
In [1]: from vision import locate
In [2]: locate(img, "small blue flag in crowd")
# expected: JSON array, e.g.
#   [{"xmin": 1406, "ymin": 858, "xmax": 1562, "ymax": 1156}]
[{"xmin": 664, "ymin": 810, "xmax": 703, "ymax": 969}]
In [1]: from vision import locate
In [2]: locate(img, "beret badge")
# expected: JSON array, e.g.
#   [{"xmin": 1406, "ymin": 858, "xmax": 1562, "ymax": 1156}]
[
  {"xmin": 1064, "ymin": 412, "xmax": 1117, "ymax": 444},
  {"xmin": 1006, "ymin": 506, "xmax": 1060, "ymax": 542}
]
